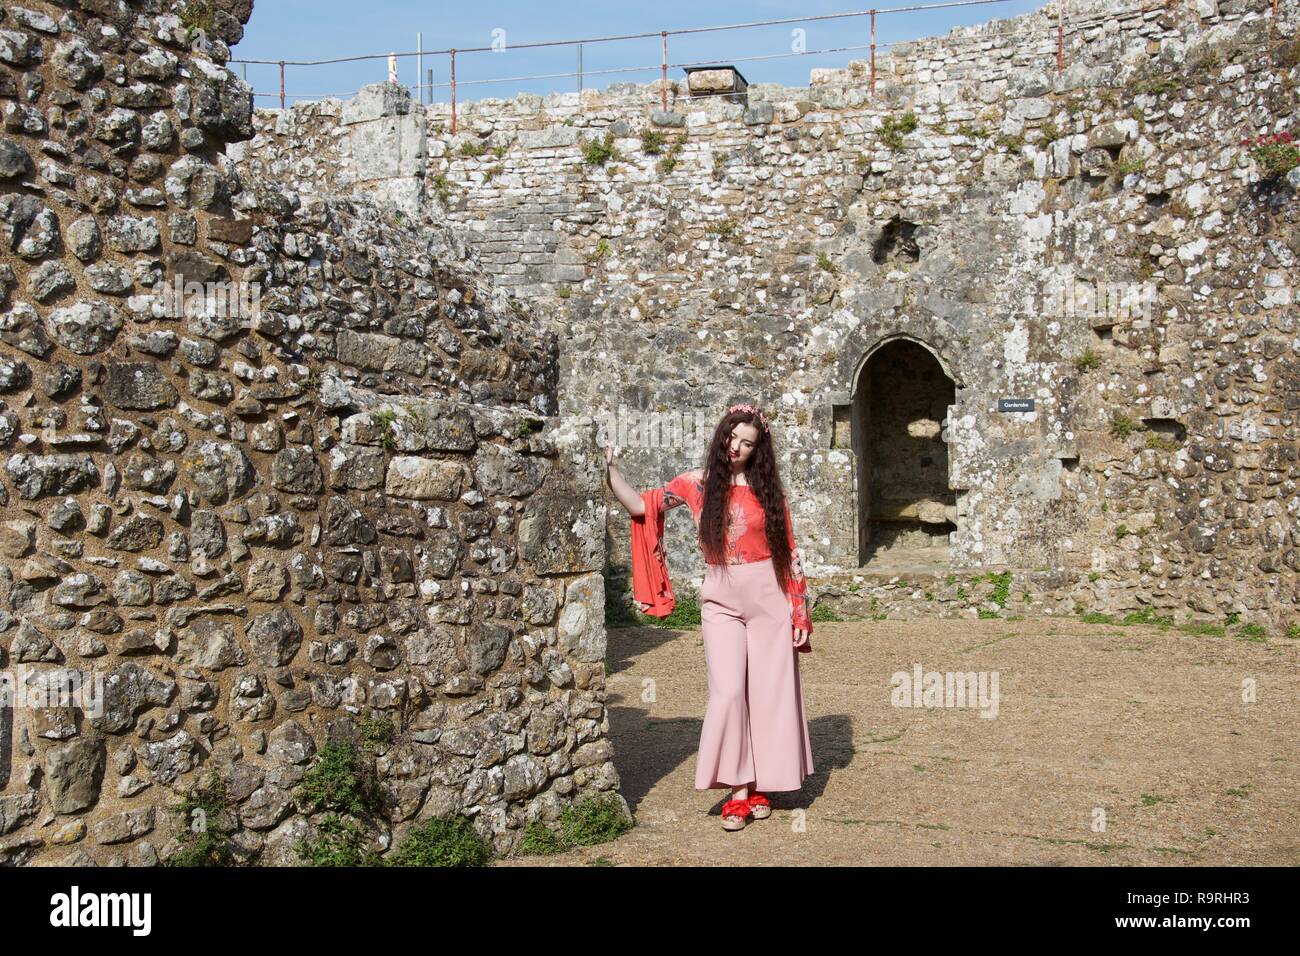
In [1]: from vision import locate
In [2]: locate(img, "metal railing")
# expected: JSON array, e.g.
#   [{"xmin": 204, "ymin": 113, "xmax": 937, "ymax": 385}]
[{"xmin": 228, "ymin": 0, "xmax": 1287, "ymax": 130}]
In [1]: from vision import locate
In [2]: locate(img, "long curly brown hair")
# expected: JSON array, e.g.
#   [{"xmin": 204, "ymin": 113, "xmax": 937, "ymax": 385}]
[{"xmin": 697, "ymin": 406, "xmax": 795, "ymax": 592}]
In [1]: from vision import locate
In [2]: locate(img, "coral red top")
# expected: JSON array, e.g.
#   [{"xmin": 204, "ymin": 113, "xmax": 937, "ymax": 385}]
[{"xmin": 661, "ymin": 471, "xmax": 814, "ymax": 640}]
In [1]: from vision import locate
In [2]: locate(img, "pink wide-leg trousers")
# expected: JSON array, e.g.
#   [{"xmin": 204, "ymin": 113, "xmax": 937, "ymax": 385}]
[{"xmin": 695, "ymin": 557, "xmax": 815, "ymax": 792}]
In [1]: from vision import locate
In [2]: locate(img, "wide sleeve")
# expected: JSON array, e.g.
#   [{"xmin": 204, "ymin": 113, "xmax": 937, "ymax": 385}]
[
  {"xmin": 783, "ymin": 498, "xmax": 813, "ymax": 635},
  {"xmin": 659, "ymin": 472, "xmax": 697, "ymax": 515}
]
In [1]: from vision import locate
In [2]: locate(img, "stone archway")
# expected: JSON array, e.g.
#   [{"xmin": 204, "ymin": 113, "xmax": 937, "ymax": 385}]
[{"xmin": 851, "ymin": 337, "xmax": 957, "ymax": 569}]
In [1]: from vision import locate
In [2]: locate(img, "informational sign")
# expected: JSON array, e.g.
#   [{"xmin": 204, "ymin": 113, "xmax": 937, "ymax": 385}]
[{"xmin": 997, "ymin": 398, "xmax": 1035, "ymax": 412}]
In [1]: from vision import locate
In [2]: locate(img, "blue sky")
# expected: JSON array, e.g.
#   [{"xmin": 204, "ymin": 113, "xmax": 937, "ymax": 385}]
[{"xmin": 233, "ymin": 0, "xmax": 1047, "ymax": 106}]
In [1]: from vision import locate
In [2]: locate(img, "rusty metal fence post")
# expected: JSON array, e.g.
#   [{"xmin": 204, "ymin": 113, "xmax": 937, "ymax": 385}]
[
  {"xmin": 870, "ymin": 9, "xmax": 877, "ymax": 94},
  {"xmin": 450, "ymin": 48, "xmax": 457, "ymax": 134},
  {"xmin": 279, "ymin": 60, "xmax": 285, "ymax": 109},
  {"xmin": 661, "ymin": 32, "xmax": 668, "ymax": 111}
]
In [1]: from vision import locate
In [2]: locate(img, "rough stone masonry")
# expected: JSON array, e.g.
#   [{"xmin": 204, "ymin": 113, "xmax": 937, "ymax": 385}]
[
  {"xmin": 243, "ymin": 0, "xmax": 1300, "ymax": 633},
  {"xmin": 0, "ymin": 0, "xmax": 614, "ymax": 865},
  {"xmin": 1, "ymin": 0, "xmax": 1299, "ymax": 866}
]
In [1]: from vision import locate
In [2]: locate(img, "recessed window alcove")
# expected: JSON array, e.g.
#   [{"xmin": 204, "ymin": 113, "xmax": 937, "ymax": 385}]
[{"xmin": 849, "ymin": 337, "xmax": 958, "ymax": 571}]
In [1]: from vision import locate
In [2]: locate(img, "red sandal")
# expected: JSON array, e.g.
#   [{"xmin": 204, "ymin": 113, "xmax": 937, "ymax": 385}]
[
  {"xmin": 747, "ymin": 792, "xmax": 771, "ymax": 820},
  {"xmin": 720, "ymin": 798, "xmax": 752, "ymax": 831}
]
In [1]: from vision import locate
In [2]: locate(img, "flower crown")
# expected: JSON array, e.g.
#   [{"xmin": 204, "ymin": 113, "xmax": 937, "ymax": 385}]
[{"xmin": 728, "ymin": 402, "xmax": 770, "ymax": 432}]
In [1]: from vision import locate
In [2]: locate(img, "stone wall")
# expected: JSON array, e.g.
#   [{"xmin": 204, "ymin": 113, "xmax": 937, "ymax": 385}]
[
  {"xmin": 244, "ymin": 0, "xmax": 1300, "ymax": 634},
  {"xmin": 0, "ymin": 0, "xmax": 616, "ymax": 866},
  {"xmin": 7, "ymin": 0, "xmax": 1294, "ymax": 868}
]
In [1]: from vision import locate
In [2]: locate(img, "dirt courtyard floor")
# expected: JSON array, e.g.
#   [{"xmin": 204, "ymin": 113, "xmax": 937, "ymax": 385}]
[{"xmin": 496, "ymin": 616, "xmax": 1300, "ymax": 866}]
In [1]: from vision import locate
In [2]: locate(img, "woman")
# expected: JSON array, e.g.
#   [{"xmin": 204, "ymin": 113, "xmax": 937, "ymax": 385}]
[{"xmin": 605, "ymin": 402, "xmax": 816, "ymax": 831}]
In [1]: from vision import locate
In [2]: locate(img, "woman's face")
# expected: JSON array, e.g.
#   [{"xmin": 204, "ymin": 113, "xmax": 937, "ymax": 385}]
[{"xmin": 727, "ymin": 421, "xmax": 760, "ymax": 467}]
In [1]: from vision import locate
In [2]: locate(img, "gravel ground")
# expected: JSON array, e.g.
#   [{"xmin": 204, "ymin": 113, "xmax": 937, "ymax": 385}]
[{"xmin": 494, "ymin": 616, "xmax": 1300, "ymax": 866}]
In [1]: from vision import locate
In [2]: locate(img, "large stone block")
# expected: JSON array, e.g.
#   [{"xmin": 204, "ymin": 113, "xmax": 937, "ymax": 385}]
[
  {"xmin": 44, "ymin": 737, "xmax": 105, "ymax": 814},
  {"xmin": 472, "ymin": 443, "xmax": 546, "ymax": 497},
  {"xmin": 518, "ymin": 496, "xmax": 604, "ymax": 574},
  {"xmin": 385, "ymin": 456, "xmax": 464, "ymax": 500},
  {"xmin": 341, "ymin": 82, "xmax": 412, "ymax": 125},
  {"xmin": 344, "ymin": 113, "xmax": 425, "ymax": 181},
  {"xmin": 557, "ymin": 573, "xmax": 606, "ymax": 663},
  {"xmin": 104, "ymin": 362, "xmax": 178, "ymax": 411}
]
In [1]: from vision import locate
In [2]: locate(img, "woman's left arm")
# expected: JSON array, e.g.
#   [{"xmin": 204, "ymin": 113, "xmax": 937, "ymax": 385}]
[{"xmin": 783, "ymin": 498, "xmax": 813, "ymax": 637}]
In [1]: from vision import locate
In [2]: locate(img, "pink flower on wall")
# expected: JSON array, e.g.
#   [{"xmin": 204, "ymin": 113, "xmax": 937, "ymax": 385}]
[{"xmin": 1240, "ymin": 130, "xmax": 1299, "ymax": 180}]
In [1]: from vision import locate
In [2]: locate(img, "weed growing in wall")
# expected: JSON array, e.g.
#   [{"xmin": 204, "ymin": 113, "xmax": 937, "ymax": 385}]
[
  {"xmin": 360, "ymin": 716, "xmax": 395, "ymax": 747},
  {"xmin": 1116, "ymin": 154, "xmax": 1147, "ymax": 177},
  {"xmin": 388, "ymin": 816, "xmax": 492, "ymax": 866},
  {"xmin": 709, "ymin": 217, "xmax": 741, "ymax": 244},
  {"xmin": 1074, "ymin": 348, "xmax": 1102, "ymax": 372},
  {"xmin": 811, "ymin": 602, "xmax": 842, "ymax": 623},
  {"xmin": 995, "ymin": 132, "xmax": 1025, "ymax": 153},
  {"xmin": 1241, "ymin": 131, "xmax": 1299, "ymax": 180},
  {"xmin": 640, "ymin": 129, "xmax": 667, "ymax": 155},
  {"xmin": 878, "ymin": 111, "xmax": 919, "ymax": 151},
  {"xmin": 1109, "ymin": 412, "xmax": 1140, "ymax": 439},
  {"xmin": 657, "ymin": 135, "xmax": 686, "ymax": 173},
  {"xmin": 296, "ymin": 813, "xmax": 386, "ymax": 867},
  {"xmin": 985, "ymin": 571, "xmax": 1012, "ymax": 608},
  {"xmin": 583, "ymin": 130, "xmax": 622, "ymax": 167},
  {"xmin": 295, "ymin": 740, "xmax": 385, "ymax": 819},
  {"xmin": 371, "ymin": 408, "xmax": 398, "ymax": 450},
  {"xmin": 430, "ymin": 173, "xmax": 453, "ymax": 204},
  {"xmin": 167, "ymin": 772, "xmax": 237, "ymax": 866},
  {"xmin": 518, "ymin": 794, "xmax": 633, "ymax": 857}
]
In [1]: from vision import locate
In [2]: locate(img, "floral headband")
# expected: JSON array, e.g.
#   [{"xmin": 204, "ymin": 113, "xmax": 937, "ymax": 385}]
[{"xmin": 728, "ymin": 402, "xmax": 770, "ymax": 432}]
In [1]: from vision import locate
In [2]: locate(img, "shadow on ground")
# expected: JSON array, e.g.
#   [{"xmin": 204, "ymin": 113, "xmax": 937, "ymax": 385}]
[{"xmin": 494, "ymin": 617, "xmax": 1300, "ymax": 866}]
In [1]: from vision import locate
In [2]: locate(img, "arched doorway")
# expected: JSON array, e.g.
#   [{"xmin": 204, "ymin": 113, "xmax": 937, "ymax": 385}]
[{"xmin": 852, "ymin": 338, "xmax": 957, "ymax": 568}]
